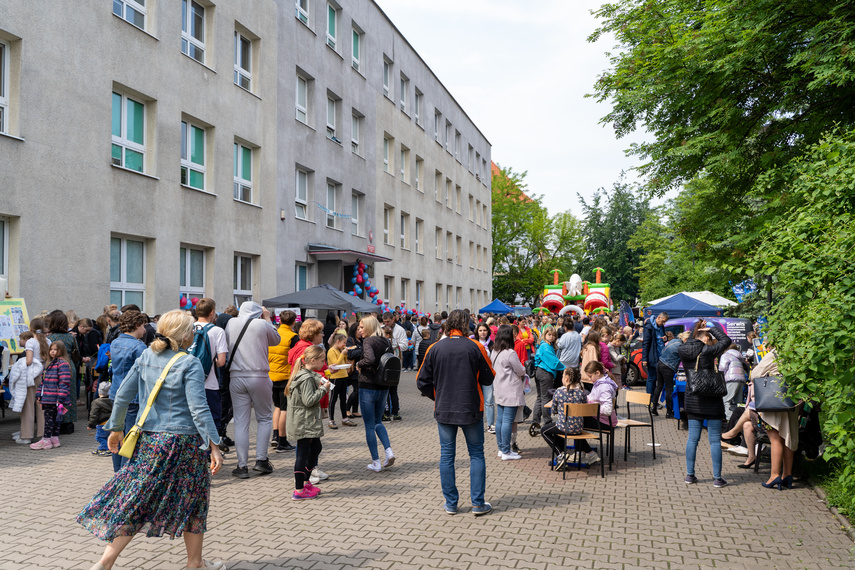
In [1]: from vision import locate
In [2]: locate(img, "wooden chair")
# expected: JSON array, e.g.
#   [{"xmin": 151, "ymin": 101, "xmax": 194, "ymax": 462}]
[
  {"xmin": 554, "ymin": 403, "xmax": 606, "ymax": 479},
  {"xmin": 620, "ymin": 391, "xmax": 656, "ymax": 461},
  {"xmin": 582, "ymin": 398, "xmax": 617, "ymax": 471}
]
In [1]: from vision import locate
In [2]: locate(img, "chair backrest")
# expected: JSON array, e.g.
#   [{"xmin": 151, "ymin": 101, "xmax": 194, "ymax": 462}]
[
  {"xmin": 626, "ymin": 391, "xmax": 651, "ymax": 406},
  {"xmin": 565, "ymin": 402, "xmax": 600, "ymax": 419}
]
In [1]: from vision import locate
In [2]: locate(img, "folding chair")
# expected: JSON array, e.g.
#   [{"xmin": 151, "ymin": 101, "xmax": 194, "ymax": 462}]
[
  {"xmin": 621, "ymin": 391, "xmax": 656, "ymax": 461},
  {"xmin": 554, "ymin": 403, "xmax": 605, "ymax": 479}
]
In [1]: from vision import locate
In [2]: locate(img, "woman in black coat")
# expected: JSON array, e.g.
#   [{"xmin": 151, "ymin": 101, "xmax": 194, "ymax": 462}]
[
  {"xmin": 344, "ymin": 322, "xmax": 364, "ymax": 419},
  {"xmin": 678, "ymin": 319, "xmax": 731, "ymax": 488}
]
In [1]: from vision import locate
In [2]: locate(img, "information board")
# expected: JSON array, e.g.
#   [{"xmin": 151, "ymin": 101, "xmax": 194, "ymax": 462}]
[{"xmin": 0, "ymin": 298, "xmax": 31, "ymax": 353}]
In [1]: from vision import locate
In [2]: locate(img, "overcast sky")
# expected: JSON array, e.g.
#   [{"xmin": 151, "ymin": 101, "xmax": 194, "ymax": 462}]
[{"xmin": 377, "ymin": 0, "xmax": 652, "ymax": 218}]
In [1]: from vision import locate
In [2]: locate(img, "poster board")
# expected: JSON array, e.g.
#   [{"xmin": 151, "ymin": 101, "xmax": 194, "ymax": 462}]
[{"xmin": 0, "ymin": 298, "xmax": 30, "ymax": 354}]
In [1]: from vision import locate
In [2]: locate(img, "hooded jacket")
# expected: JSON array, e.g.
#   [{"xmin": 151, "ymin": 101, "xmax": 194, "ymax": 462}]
[
  {"xmin": 719, "ymin": 348, "xmax": 748, "ymax": 383},
  {"xmin": 678, "ymin": 327, "xmax": 731, "ymax": 419},
  {"xmin": 9, "ymin": 357, "xmax": 43, "ymax": 412},
  {"xmin": 587, "ymin": 374, "xmax": 618, "ymax": 426},
  {"xmin": 285, "ymin": 367, "xmax": 329, "ymax": 440},
  {"xmin": 225, "ymin": 301, "xmax": 281, "ymax": 378}
]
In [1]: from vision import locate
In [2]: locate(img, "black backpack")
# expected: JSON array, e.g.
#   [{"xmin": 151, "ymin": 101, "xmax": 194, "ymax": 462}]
[{"xmin": 374, "ymin": 338, "xmax": 401, "ymax": 386}]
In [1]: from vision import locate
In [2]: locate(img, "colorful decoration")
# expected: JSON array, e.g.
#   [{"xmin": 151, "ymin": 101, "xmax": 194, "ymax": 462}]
[{"xmin": 536, "ymin": 268, "xmax": 612, "ymax": 315}]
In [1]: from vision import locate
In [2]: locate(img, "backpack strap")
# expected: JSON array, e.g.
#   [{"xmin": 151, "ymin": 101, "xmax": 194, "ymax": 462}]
[{"xmin": 225, "ymin": 318, "xmax": 254, "ymax": 371}]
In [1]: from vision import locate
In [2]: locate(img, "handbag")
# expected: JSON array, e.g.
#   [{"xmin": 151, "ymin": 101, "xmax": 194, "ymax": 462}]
[
  {"xmin": 118, "ymin": 352, "xmax": 187, "ymax": 459},
  {"xmin": 753, "ymin": 376, "xmax": 797, "ymax": 412},
  {"xmin": 689, "ymin": 354, "xmax": 727, "ymax": 397}
]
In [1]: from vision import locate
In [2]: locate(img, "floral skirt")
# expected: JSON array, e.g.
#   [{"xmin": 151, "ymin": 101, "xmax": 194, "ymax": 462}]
[{"xmin": 77, "ymin": 432, "xmax": 210, "ymax": 541}]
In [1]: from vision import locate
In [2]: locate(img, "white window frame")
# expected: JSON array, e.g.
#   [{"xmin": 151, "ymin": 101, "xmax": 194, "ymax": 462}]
[
  {"xmin": 112, "ymin": 92, "xmax": 146, "ymax": 172},
  {"xmin": 416, "ymin": 281, "xmax": 422, "ymax": 310},
  {"xmin": 400, "ymin": 146, "xmax": 409, "ymax": 182},
  {"xmin": 445, "ymin": 121, "xmax": 451, "ymax": 152},
  {"xmin": 400, "ymin": 279, "xmax": 408, "ymax": 308},
  {"xmin": 234, "ymin": 32, "xmax": 252, "ymax": 91},
  {"xmin": 351, "ymin": 28, "xmax": 360, "ymax": 71},
  {"xmin": 414, "ymin": 91, "xmax": 422, "ymax": 124},
  {"xmin": 234, "ymin": 254, "xmax": 253, "ymax": 304},
  {"xmin": 295, "ymin": 168, "xmax": 309, "ymax": 220},
  {"xmin": 181, "ymin": 0, "xmax": 206, "ymax": 63},
  {"xmin": 435, "ymin": 227, "xmax": 441, "ymax": 259},
  {"xmin": 0, "ymin": 40, "xmax": 9, "ymax": 134},
  {"xmin": 445, "ymin": 178, "xmax": 451, "ymax": 208},
  {"xmin": 110, "ymin": 236, "xmax": 146, "ymax": 310},
  {"xmin": 234, "ymin": 142, "xmax": 253, "ymax": 203},
  {"xmin": 180, "ymin": 120, "xmax": 206, "ymax": 190},
  {"xmin": 351, "ymin": 113, "xmax": 360, "ymax": 154},
  {"xmin": 415, "ymin": 219, "xmax": 423, "ymax": 254},
  {"xmin": 295, "ymin": 263, "xmax": 308, "ymax": 292},
  {"xmin": 0, "ymin": 217, "xmax": 8, "ymax": 278},
  {"xmin": 383, "ymin": 207, "xmax": 391, "ymax": 245},
  {"xmin": 351, "ymin": 193, "xmax": 360, "ymax": 236},
  {"xmin": 455, "ymin": 131, "xmax": 461, "ymax": 160},
  {"xmin": 296, "ymin": 75, "xmax": 308, "ymax": 123},
  {"xmin": 434, "ymin": 111, "xmax": 440, "ymax": 141},
  {"xmin": 399, "ymin": 213, "xmax": 407, "ymax": 249},
  {"xmin": 295, "ymin": 0, "xmax": 309, "ymax": 25},
  {"xmin": 382, "ymin": 60, "xmax": 390, "ymax": 98},
  {"xmin": 326, "ymin": 182, "xmax": 337, "ymax": 229},
  {"xmin": 414, "ymin": 157, "xmax": 423, "ymax": 191},
  {"xmin": 326, "ymin": 97, "xmax": 336, "ymax": 139},
  {"xmin": 435, "ymin": 283, "xmax": 441, "ymax": 311},
  {"xmin": 326, "ymin": 3, "xmax": 337, "ymax": 50},
  {"xmin": 179, "ymin": 246, "xmax": 206, "ymax": 298},
  {"xmin": 384, "ymin": 277, "xmax": 392, "ymax": 304},
  {"xmin": 113, "ymin": 0, "xmax": 146, "ymax": 30},
  {"xmin": 399, "ymin": 75, "xmax": 407, "ymax": 112},
  {"xmin": 383, "ymin": 137, "xmax": 390, "ymax": 173}
]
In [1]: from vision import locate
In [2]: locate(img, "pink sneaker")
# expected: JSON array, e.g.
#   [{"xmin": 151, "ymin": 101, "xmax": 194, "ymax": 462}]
[
  {"xmin": 292, "ymin": 487, "xmax": 319, "ymax": 500},
  {"xmin": 304, "ymin": 481, "xmax": 322, "ymax": 495},
  {"xmin": 50, "ymin": 437, "xmax": 61, "ymax": 448},
  {"xmin": 30, "ymin": 438, "xmax": 53, "ymax": 450}
]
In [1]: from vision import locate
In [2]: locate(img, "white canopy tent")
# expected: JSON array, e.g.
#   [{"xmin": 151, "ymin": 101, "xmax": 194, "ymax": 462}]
[{"xmin": 646, "ymin": 290, "xmax": 737, "ymax": 308}]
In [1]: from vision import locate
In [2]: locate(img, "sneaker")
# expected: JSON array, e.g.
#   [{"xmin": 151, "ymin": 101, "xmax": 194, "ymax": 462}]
[
  {"xmin": 304, "ymin": 481, "xmax": 322, "ymax": 495},
  {"xmin": 91, "ymin": 449, "xmax": 101, "ymax": 455},
  {"xmin": 12, "ymin": 431, "xmax": 20, "ymax": 439},
  {"xmin": 253, "ymin": 459, "xmax": 274, "ymax": 474},
  {"xmin": 472, "ymin": 503, "xmax": 493, "ymax": 516},
  {"xmin": 292, "ymin": 487, "xmax": 319, "ymax": 500},
  {"xmin": 555, "ymin": 453, "xmax": 568, "ymax": 470},
  {"xmin": 501, "ymin": 452, "xmax": 522, "ymax": 461},
  {"xmin": 275, "ymin": 442, "xmax": 296, "ymax": 453},
  {"xmin": 218, "ymin": 443, "xmax": 231, "ymax": 454},
  {"xmin": 620, "ymin": 385, "xmax": 631, "ymax": 390},
  {"xmin": 310, "ymin": 468, "xmax": 329, "ymax": 484},
  {"xmin": 511, "ymin": 443, "xmax": 521, "ymax": 454},
  {"xmin": 367, "ymin": 459, "xmax": 382, "ymax": 472},
  {"xmin": 584, "ymin": 452, "xmax": 600, "ymax": 465},
  {"xmin": 383, "ymin": 448, "xmax": 396, "ymax": 468},
  {"xmin": 15, "ymin": 438, "xmax": 32, "ymax": 445},
  {"xmin": 713, "ymin": 478, "xmax": 729, "ymax": 488},
  {"xmin": 97, "ymin": 449, "xmax": 112, "ymax": 457},
  {"xmin": 487, "ymin": 425, "xmax": 496, "ymax": 434},
  {"xmin": 30, "ymin": 438, "xmax": 53, "ymax": 450},
  {"xmin": 444, "ymin": 504, "xmax": 458, "ymax": 515},
  {"xmin": 50, "ymin": 436, "xmax": 60, "ymax": 448},
  {"xmin": 328, "ymin": 421, "xmax": 338, "ymax": 429},
  {"xmin": 222, "ymin": 436, "xmax": 235, "ymax": 447},
  {"xmin": 498, "ymin": 450, "xmax": 503, "ymax": 458},
  {"xmin": 727, "ymin": 445, "xmax": 749, "ymax": 456},
  {"xmin": 382, "ymin": 414, "xmax": 392, "ymax": 422},
  {"xmin": 392, "ymin": 414, "xmax": 402, "ymax": 421},
  {"xmin": 232, "ymin": 466, "xmax": 250, "ymax": 479},
  {"xmin": 685, "ymin": 474, "xmax": 698, "ymax": 485},
  {"xmin": 341, "ymin": 418, "xmax": 357, "ymax": 427}
]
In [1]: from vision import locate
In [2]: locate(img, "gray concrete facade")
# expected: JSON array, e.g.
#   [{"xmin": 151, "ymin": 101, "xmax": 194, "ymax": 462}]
[{"xmin": 0, "ymin": 0, "xmax": 491, "ymax": 318}]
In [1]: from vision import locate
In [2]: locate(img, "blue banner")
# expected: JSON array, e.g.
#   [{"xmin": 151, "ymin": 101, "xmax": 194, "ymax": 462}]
[{"xmin": 731, "ymin": 279, "xmax": 758, "ymax": 303}]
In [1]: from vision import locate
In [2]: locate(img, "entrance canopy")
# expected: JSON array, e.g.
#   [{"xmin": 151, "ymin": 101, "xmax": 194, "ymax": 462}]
[
  {"xmin": 479, "ymin": 299, "xmax": 513, "ymax": 314},
  {"xmin": 263, "ymin": 284, "xmax": 380, "ymax": 313},
  {"xmin": 306, "ymin": 244, "xmax": 392, "ymax": 264},
  {"xmin": 644, "ymin": 292, "xmax": 724, "ymax": 319}
]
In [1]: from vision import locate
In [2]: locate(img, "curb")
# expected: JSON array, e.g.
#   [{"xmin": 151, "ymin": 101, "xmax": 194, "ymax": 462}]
[{"xmin": 813, "ymin": 484, "xmax": 855, "ymax": 543}]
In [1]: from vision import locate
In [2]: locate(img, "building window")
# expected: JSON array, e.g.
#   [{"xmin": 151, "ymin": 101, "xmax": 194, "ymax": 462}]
[
  {"xmin": 326, "ymin": 3, "xmax": 337, "ymax": 50},
  {"xmin": 400, "ymin": 279, "xmax": 409, "ymax": 308},
  {"xmin": 233, "ymin": 142, "xmax": 253, "ymax": 202},
  {"xmin": 351, "ymin": 113, "xmax": 360, "ymax": 154},
  {"xmin": 326, "ymin": 97, "xmax": 336, "ymax": 139},
  {"xmin": 476, "ymin": 199, "xmax": 481, "ymax": 226},
  {"xmin": 445, "ymin": 178, "xmax": 451, "ymax": 208},
  {"xmin": 384, "ymin": 277, "xmax": 392, "ymax": 304},
  {"xmin": 476, "ymin": 244, "xmax": 482, "ymax": 271},
  {"xmin": 111, "ymin": 92, "xmax": 145, "ymax": 172},
  {"xmin": 0, "ymin": 217, "xmax": 8, "ymax": 278},
  {"xmin": 475, "ymin": 151, "xmax": 481, "ymax": 180},
  {"xmin": 326, "ymin": 182, "xmax": 337, "ymax": 229},
  {"xmin": 483, "ymin": 203, "xmax": 488, "ymax": 227},
  {"xmin": 234, "ymin": 32, "xmax": 252, "ymax": 90},
  {"xmin": 383, "ymin": 137, "xmax": 390, "ymax": 173},
  {"xmin": 435, "ymin": 283, "xmax": 441, "ymax": 310},
  {"xmin": 414, "ymin": 90, "xmax": 422, "ymax": 124},
  {"xmin": 414, "ymin": 157, "xmax": 423, "ymax": 191},
  {"xmin": 234, "ymin": 254, "xmax": 253, "ymax": 304},
  {"xmin": 113, "ymin": 0, "xmax": 146, "ymax": 30},
  {"xmin": 383, "ymin": 207, "xmax": 392, "ymax": 245},
  {"xmin": 179, "ymin": 246, "xmax": 205, "ymax": 297},
  {"xmin": 400, "ymin": 212, "xmax": 409, "ymax": 249},
  {"xmin": 295, "ymin": 168, "xmax": 309, "ymax": 219},
  {"xmin": 454, "ymin": 131, "xmax": 461, "ymax": 160},
  {"xmin": 399, "ymin": 74, "xmax": 408, "ymax": 112},
  {"xmin": 445, "ymin": 121, "xmax": 451, "ymax": 152},
  {"xmin": 468, "ymin": 144, "xmax": 474, "ymax": 170},
  {"xmin": 295, "ymin": 0, "xmax": 309, "ymax": 25},
  {"xmin": 400, "ymin": 146, "xmax": 409, "ymax": 182},
  {"xmin": 435, "ymin": 227, "xmax": 441, "ymax": 259},
  {"xmin": 445, "ymin": 231, "xmax": 452, "ymax": 261},
  {"xmin": 469, "ymin": 195, "xmax": 474, "ymax": 221},
  {"xmin": 181, "ymin": 0, "xmax": 205, "ymax": 63},
  {"xmin": 434, "ymin": 170, "xmax": 441, "ymax": 202},
  {"xmin": 415, "ymin": 281, "xmax": 422, "ymax": 310},
  {"xmin": 180, "ymin": 120, "xmax": 206, "ymax": 190},
  {"xmin": 415, "ymin": 219, "xmax": 423, "ymax": 254},
  {"xmin": 382, "ymin": 59, "xmax": 390, "ymax": 98},
  {"xmin": 446, "ymin": 285, "xmax": 452, "ymax": 308},
  {"xmin": 469, "ymin": 241, "xmax": 475, "ymax": 268},
  {"xmin": 455, "ymin": 185, "xmax": 462, "ymax": 214},
  {"xmin": 434, "ymin": 110, "xmax": 440, "ymax": 141},
  {"xmin": 351, "ymin": 192, "xmax": 361, "ymax": 236},
  {"xmin": 456, "ymin": 236, "xmax": 462, "ymax": 265},
  {"xmin": 110, "ymin": 236, "xmax": 146, "ymax": 309},
  {"xmin": 295, "ymin": 264, "xmax": 308, "ymax": 291},
  {"xmin": 0, "ymin": 40, "xmax": 9, "ymax": 134},
  {"xmin": 351, "ymin": 28, "xmax": 360, "ymax": 71},
  {"xmin": 296, "ymin": 75, "xmax": 308, "ymax": 123}
]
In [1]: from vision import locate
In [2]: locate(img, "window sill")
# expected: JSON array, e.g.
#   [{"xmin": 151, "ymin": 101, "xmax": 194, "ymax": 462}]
[
  {"xmin": 435, "ymin": 139, "xmax": 443, "ymax": 147},
  {"xmin": 401, "ymin": 180, "xmax": 410, "ymax": 187},
  {"xmin": 296, "ymin": 217, "xmax": 315, "ymax": 224},
  {"xmin": 235, "ymin": 83, "xmax": 262, "ymax": 101},
  {"xmin": 325, "ymin": 225, "xmax": 344, "ymax": 233},
  {"xmin": 416, "ymin": 251, "xmax": 424, "ymax": 256},
  {"xmin": 181, "ymin": 184, "xmax": 216, "ymax": 197},
  {"xmin": 400, "ymin": 108, "xmax": 410, "ymax": 118},
  {"xmin": 0, "ymin": 132, "xmax": 25, "ymax": 142},
  {"xmin": 327, "ymin": 135, "xmax": 343, "ymax": 146},
  {"xmin": 113, "ymin": 13, "xmax": 159, "ymax": 41},
  {"xmin": 415, "ymin": 121, "xmax": 424, "ymax": 132},
  {"xmin": 234, "ymin": 198, "xmax": 262, "ymax": 209},
  {"xmin": 401, "ymin": 247, "xmax": 411, "ymax": 252},
  {"xmin": 384, "ymin": 171, "xmax": 395, "ymax": 178},
  {"xmin": 111, "ymin": 164, "xmax": 159, "ymax": 180},
  {"xmin": 351, "ymin": 65, "xmax": 366, "ymax": 80},
  {"xmin": 326, "ymin": 42, "xmax": 343, "ymax": 60},
  {"xmin": 296, "ymin": 118, "xmax": 315, "ymax": 131},
  {"xmin": 384, "ymin": 94, "xmax": 395, "ymax": 105},
  {"xmin": 352, "ymin": 150, "xmax": 365, "ymax": 160},
  {"xmin": 295, "ymin": 16, "xmax": 315, "ymax": 35},
  {"xmin": 181, "ymin": 52, "xmax": 217, "ymax": 74}
]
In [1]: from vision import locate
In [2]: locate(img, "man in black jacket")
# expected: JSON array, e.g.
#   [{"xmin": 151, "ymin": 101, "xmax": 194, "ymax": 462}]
[
  {"xmin": 417, "ymin": 310, "xmax": 495, "ymax": 516},
  {"xmin": 641, "ymin": 312, "xmax": 669, "ymax": 396}
]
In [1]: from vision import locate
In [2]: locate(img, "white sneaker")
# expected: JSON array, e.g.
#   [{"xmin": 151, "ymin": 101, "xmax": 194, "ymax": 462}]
[
  {"xmin": 584, "ymin": 452, "xmax": 601, "ymax": 465},
  {"xmin": 501, "ymin": 452, "xmax": 522, "ymax": 461},
  {"xmin": 727, "ymin": 445, "xmax": 749, "ymax": 456},
  {"xmin": 498, "ymin": 450, "xmax": 503, "ymax": 458},
  {"xmin": 311, "ymin": 467, "xmax": 329, "ymax": 481},
  {"xmin": 15, "ymin": 438, "xmax": 32, "ymax": 445},
  {"xmin": 367, "ymin": 459, "xmax": 382, "ymax": 472},
  {"xmin": 12, "ymin": 431, "xmax": 20, "ymax": 440},
  {"xmin": 383, "ymin": 448, "xmax": 395, "ymax": 467},
  {"xmin": 487, "ymin": 425, "xmax": 496, "ymax": 434}
]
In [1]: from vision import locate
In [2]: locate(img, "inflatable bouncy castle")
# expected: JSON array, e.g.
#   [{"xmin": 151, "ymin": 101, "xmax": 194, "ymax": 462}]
[{"xmin": 538, "ymin": 268, "xmax": 612, "ymax": 316}]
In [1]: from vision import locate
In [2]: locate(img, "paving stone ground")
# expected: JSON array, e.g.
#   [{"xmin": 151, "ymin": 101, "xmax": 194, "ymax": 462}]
[{"xmin": 1, "ymin": 374, "xmax": 853, "ymax": 569}]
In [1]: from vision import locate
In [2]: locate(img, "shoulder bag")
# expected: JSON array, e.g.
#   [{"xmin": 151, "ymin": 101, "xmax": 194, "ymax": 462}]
[
  {"xmin": 219, "ymin": 318, "xmax": 254, "ymax": 391},
  {"xmin": 118, "ymin": 352, "xmax": 187, "ymax": 458},
  {"xmin": 689, "ymin": 354, "xmax": 727, "ymax": 397},
  {"xmin": 753, "ymin": 376, "xmax": 797, "ymax": 412}
]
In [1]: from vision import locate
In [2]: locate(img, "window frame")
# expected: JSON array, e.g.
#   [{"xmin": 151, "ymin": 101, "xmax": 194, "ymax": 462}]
[
  {"xmin": 295, "ymin": 263, "xmax": 308, "ymax": 292},
  {"xmin": 295, "ymin": 0, "xmax": 309, "ymax": 25},
  {"xmin": 399, "ymin": 212, "xmax": 409, "ymax": 249},
  {"xmin": 295, "ymin": 168, "xmax": 309, "ymax": 220},
  {"xmin": 382, "ymin": 59, "xmax": 390, "ymax": 98},
  {"xmin": 414, "ymin": 156, "xmax": 423, "ymax": 191},
  {"xmin": 179, "ymin": 246, "xmax": 206, "ymax": 298},
  {"xmin": 233, "ymin": 142, "xmax": 253, "ymax": 203},
  {"xmin": 414, "ymin": 90, "xmax": 422, "ymax": 124},
  {"xmin": 0, "ymin": 40, "xmax": 8, "ymax": 134},
  {"xmin": 181, "ymin": 0, "xmax": 206, "ymax": 63},
  {"xmin": 351, "ymin": 113, "xmax": 360, "ymax": 154},
  {"xmin": 326, "ymin": 3, "xmax": 337, "ymax": 50},
  {"xmin": 399, "ymin": 75, "xmax": 407, "ymax": 112},
  {"xmin": 113, "ymin": 0, "xmax": 147, "ymax": 31},
  {"xmin": 351, "ymin": 192, "xmax": 361, "ymax": 236},
  {"xmin": 325, "ymin": 182, "xmax": 337, "ymax": 229},
  {"xmin": 400, "ymin": 146, "xmax": 409, "ymax": 182},
  {"xmin": 296, "ymin": 75, "xmax": 308, "ymax": 124},
  {"xmin": 234, "ymin": 32, "xmax": 252, "ymax": 91},
  {"xmin": 415, "ymin": 219, "xmax": 423, "ymax": 254},
  {"xmin": 383, "ymin": 207, "xmax": 392, "ymax": 245},
  {"xmin": 110, "ymin": 236, "xmax": 146, "ymax": 310},
  {"xmin": 111, "ymin": 91, "xmax": 146, "ymax": 172},
  {"xmin": 180, "ymin": 120, "xmax": 206, "ymax": 190},
  {"xmin": 233, "ymin": 254, "xmax": 253, "ymax": 304},
  {"xmin": 383, "ymin": 137, "xmax": 390, "ymax": 173},
  {"xmin": 0, "ymin": 216, "xmax": 8, "ymax": 278},
  {"xmin": 326, "ymin": 97, "xmax": 336, "ymax": 139},
  {"xmin": 351, "ymin": 28, "xmax": 361, "ymax": 71}
]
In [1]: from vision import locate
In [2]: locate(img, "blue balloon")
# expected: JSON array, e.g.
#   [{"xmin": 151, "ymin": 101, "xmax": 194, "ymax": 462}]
[
  {"xmin": 348, "ymin": 290, "xmax": 355, "ymax": 296},
  {"xmin": 351, "ymin": 277, "xmax": 358, "ymax": 284},
  {"xmin": 354, "ymin": 286, "xmax": 363, "ymax": 295}
]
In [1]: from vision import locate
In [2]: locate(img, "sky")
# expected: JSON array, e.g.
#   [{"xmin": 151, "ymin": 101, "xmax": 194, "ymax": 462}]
[{"xmin": 376, "ymin": 0, "xmax": 653, "ymax": 218}]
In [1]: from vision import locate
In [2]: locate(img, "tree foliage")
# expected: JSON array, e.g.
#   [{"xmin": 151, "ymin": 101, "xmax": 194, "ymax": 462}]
[
  {"xmin": 491, "ymin": 165, "xmax": 584, "ymax": 306},
  {"xmin": 578, "ymin": 181, "xmax": 651, "ymax": 303}
]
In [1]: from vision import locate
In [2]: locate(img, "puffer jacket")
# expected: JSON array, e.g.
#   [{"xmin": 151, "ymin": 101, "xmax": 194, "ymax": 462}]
[
  {"xmin": 9, "ymin": 357, "xmax": 43, "ymax": 412},
  {"xmin": 678, "ymin": 327, "xmax": 731, "ymax": 419},
  {"xmin": 719, "ymin": 348, "xmax": 748, "ymax": 383},
  {"xmin": 268, "ymin": 324, "xmax": 298, "ymax": 382},
  {"xmin": 285, "ymin": 367, "xmax": 329, "ymax": 441}
]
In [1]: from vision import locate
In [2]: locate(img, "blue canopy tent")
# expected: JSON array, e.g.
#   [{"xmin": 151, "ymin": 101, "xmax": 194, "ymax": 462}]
[
  {"xmin": 644, "ymin": 292, "xmax": 724, "ymax": 319},
  {"xmin": 479, "ymin": 299, "xmax": 513, "ymax": 314}
]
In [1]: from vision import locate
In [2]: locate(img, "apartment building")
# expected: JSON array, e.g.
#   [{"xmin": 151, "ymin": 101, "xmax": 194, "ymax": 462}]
[{"xmin": 0, "ymin": 0, "xmax": 491, "ymax": 317}]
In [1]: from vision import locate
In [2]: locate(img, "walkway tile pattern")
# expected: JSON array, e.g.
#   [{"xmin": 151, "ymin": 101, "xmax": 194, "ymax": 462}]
[{"xmin": 1, "ymin": 374, "xmax": 852, "ymax": 569}]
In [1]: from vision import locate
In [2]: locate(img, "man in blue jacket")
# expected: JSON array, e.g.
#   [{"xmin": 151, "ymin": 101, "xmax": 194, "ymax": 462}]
[
  {"xmin": 417, "ymin": 309, "xmax": 496, "ymax": 516},
  {"xmin": 641, "ymin": 312, "xmax": 669, "ymax": 396}
]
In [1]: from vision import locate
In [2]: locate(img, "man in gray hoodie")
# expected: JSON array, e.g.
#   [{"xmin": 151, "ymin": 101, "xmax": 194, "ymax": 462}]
[{"xmin": 226, "ymin": 301, "xmax": 281, "ymax": 479}]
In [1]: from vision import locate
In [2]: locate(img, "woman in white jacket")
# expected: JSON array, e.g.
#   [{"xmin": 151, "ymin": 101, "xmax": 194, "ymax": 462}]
[
  {"xmin": 719, "ymin": 344, "xmax": 748, "ymax": 419},
  {"xmin": 489, "ymin": 326, "xmax": 526, "ymax": 460}
]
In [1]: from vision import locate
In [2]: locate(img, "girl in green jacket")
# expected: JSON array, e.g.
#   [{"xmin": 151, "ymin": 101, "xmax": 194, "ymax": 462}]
[{"xmin": 285, "ymin": 346, "xmax": 331, "ymax": 500}]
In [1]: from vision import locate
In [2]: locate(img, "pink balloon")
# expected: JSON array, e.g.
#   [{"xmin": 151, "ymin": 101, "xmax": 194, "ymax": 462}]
[
  {"xmin": 191, "ymin": 297, "xmax": 199, "ymax": 305},
  {"xmin": 356, "ymin": 275, "xmax": 364, "ymax": 284}
]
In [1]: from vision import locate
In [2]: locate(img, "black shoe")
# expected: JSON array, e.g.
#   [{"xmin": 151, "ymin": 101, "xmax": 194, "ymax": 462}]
[
  {"xmin": 665, "ymin": 412, "xmax": 674, "ymax": 419},
  {"xmin": 275, "ymin": 441, "xmax": 296, "ymax": 453},
  {"xmin": 219, "ymin": 443, "xmax": 231, "ymax": 454},
  {"xmin": 392, "ymin": 414, "xmax": 402, "ymax": 421},
  {"xmin": 222, "ymin": 436, "xmax": 235, "ymax": 447},
  {"xmin": 511, "ymin": 443, "xmax": 521, "ymax": 454},
  {"xmin": 650, "ymin": 406, "xmax": 659, "ymax": 416},
  {"xmin": 232, "ymin": 466, "xmax": 250, "ymax": 479},
  {"xmin": 253, "ymin": 459, "xmax": 274, "ymax": 474},
  {"xmin": 382, "ymin": 414, "xmax": 392, "ymax": 422}
]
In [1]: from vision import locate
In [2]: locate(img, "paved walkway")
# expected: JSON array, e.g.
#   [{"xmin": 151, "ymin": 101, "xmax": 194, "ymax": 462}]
[{"xmin": 1, "ymin": 374, "xmax": 852, "ymax": 569}]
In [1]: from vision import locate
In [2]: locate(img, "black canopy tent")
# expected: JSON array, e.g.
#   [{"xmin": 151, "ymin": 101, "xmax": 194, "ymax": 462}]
[{"xmin": 262, "ymin": 284, "xmax": 380, "ymax": 314}]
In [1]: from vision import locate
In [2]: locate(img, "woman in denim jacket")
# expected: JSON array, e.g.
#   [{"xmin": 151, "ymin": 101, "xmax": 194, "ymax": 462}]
[{"xmin": 78, "ymin": 310, "xmax": 225, "ymax": 570}]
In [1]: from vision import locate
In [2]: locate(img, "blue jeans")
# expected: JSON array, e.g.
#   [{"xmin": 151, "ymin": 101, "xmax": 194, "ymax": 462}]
[
  {"xmin": 482, "ymin": 384, "xmax": 495, "ymax": 428},
  {"xmin": 359, "ymin": 387, "xmax": 391, "ymax": 461},
  {"xmin": 437, "ymin": 421, "xmax": 486, "ymax": 509},
  {"xmin": 495, "ymin": 405, "xmax": 517, "ymax": 454},
  {"xmin": 645, "ymin": 361, "xmax": 658, "ymax": 394},
  {"xmin": 112, "ymin": 402, "xmax": 139, "ymax": 472},
  {"xmin": 95, "ymin": 425, "xmax": 109, "ymax": 451},
  {"xmin": 686, "ymin": 419, "xmax": 723, "ymax": 479}
]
